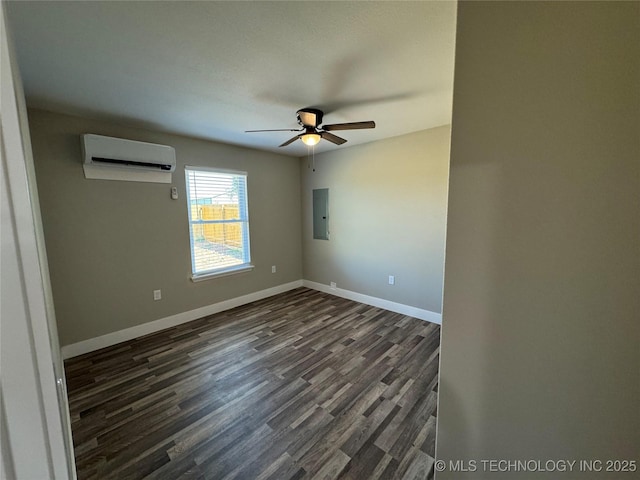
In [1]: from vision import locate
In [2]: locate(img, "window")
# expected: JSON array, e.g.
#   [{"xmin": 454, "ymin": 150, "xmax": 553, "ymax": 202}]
[{"xmin": 185, "ymin": 167, "xmax": 252, "ymax": 280}]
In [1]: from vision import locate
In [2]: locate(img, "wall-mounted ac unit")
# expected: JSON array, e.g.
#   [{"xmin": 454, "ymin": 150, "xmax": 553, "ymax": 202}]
[{"xmin": 81, "ymin": 134, "xmax": 176, "ymax": 183}]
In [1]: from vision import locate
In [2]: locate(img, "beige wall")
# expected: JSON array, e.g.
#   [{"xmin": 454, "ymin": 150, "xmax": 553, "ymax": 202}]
[
  {"xmin": 301, "ymin": 126, "xmax": 450, "ymax": 314},
  {"xmin": 437, "ymin": 2, "xmax": 640, "ymax": 477},
  {"xmin": 29, "ymin": 109, "xmax": 302, "ymax": 346}
]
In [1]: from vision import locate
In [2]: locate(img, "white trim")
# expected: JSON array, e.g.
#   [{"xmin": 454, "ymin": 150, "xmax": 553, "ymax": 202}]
[
  {"xmin": 190, "ymin": 263, "xmax": 255, "ymax": 282},
  {"xmin": 2, "ymin": 5, "xmax": 76, "ymax": 478},
  {"xmin": 61, "ymin": 279, "xmax": 441, "ymax": 360},
  {"xmin": 302, "ymin": 280, "xmax": 442, "ymax": 325},
  {"xmin": 61, "ymin": 280, "xmax": 303, "ymax": 359},
  {"xmin": 185, "ymin": 165, "xmax": 247, "ymax": 176}
]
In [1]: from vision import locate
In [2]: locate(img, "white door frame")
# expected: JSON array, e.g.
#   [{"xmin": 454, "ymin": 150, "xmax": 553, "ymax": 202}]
[{"xmin": 1, "ymin": 4, "xmax": 76, "ymax": 478}]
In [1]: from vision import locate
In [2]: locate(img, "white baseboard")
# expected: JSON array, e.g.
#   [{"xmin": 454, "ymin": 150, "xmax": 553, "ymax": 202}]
[
  {"xmin": 61, "ymin": 280, "xmax": 303, "ymax": 359},
  {"xmin": 61, "ymin": 279, "xmax": 441, "ymax": 359},
  {"xmin": 302, "ymin": 280, "xmax": 442, "ymax": 325}
]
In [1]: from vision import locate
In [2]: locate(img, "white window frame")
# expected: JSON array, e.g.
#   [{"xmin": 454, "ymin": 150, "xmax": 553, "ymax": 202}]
[{"xmin": 185, "ymin": 166, "xmax": 253, "ymax": 281}]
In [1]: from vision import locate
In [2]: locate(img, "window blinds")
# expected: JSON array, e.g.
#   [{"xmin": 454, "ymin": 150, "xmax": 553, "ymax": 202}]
[{"xmin": 185, "ymin": 167, "xmax": 251, "ymax": 276}]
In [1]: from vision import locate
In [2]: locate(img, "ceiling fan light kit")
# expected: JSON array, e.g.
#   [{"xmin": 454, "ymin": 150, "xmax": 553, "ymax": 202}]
[
  {"xmin": 246, "ymin": 108, "xmax": 375, "ymax": 148},
  {"xmin": 301, "ymin": 133, "xmax": 321, "ymax": 146}
]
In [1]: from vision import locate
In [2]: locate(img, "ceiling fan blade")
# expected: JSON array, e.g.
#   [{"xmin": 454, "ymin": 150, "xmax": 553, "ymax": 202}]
[
  {"xmin": 321, "ymin": 131, "xmax": 347, "ymax": 145},
  {"xmin": 322, "ymin": 121, "xmax": 376, "ymax": 131},
  {"xmin": 279, "ymin": 135, "xmax": 300, "ymax": 147},
  {"xmin": 246, "ymin": 128, "xmax": 301, "ymax": 133}
]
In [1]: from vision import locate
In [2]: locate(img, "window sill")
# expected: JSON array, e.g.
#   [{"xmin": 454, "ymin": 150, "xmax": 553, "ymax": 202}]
[{"xmin": 190, "ymin": 264, "xmax": 254, "ymax": 282}]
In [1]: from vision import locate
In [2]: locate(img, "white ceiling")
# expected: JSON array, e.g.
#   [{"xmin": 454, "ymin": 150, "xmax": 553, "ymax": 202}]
[{"xmin": 7, "ymin": 1, "xmax": 457, "ymax": 157}]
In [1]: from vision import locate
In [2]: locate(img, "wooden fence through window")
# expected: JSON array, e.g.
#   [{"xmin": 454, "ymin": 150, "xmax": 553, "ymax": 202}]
[{"xmin": 191, "ymin": 204, "xmax": 242, "ymax": 248}]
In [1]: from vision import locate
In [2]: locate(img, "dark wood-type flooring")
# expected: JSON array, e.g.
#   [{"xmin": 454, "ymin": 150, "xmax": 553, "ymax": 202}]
[{"xmin": 65, "ymin": 288, "xmax": 440, "ymax": 480}]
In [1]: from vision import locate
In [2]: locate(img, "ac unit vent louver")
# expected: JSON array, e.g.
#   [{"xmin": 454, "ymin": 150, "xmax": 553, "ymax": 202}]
[{"xmin": 81, "ymin": 134, "xmax": 176, "ymax": 183}]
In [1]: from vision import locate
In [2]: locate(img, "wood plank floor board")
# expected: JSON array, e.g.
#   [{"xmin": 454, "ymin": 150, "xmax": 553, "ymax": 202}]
[
  {"xmin": 338, "ymin": 440, "xmax": 386, "ymax": 480},
  {"xmin": 340, "ymin": 398, "xmax": 397, "ymax": 459},
  {"xmin": 400, "ymin": 450, "xmax": 435, "ymax": 480},
  {"xmin": 65, "ymin": 288, "xmax": 440, "ymax": 479},
  {"xmin": 388, "ymin": 390, "xmax": 438, "ymax": 461}
]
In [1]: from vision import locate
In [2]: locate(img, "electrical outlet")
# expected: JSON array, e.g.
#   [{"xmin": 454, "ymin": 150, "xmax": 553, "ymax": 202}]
[
  {"xmin": 271, "ymin": 265, "xmax": 277, "ymax": 273},
  {"xmin": 153, "ymin": 289, "xmax": 162, "ymax": 301},
  {"xmin": 388, "ymin": 275, "xmax": 395, "ymax": 285},
  {"xmin": 330, "ymin": 282, "xmax": 337, "ymax": 290}
]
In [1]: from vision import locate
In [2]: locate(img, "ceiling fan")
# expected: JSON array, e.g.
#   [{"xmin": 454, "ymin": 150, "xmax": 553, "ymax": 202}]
[{"xmin": 246, "ymin": 108, "xmax": 375, "ymax": 147}]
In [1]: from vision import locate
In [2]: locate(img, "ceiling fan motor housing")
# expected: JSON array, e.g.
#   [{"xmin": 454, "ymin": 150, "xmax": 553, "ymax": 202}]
[{"xmin": 297, "ymin": 108, "xmax": 323, "ymax": 128}]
